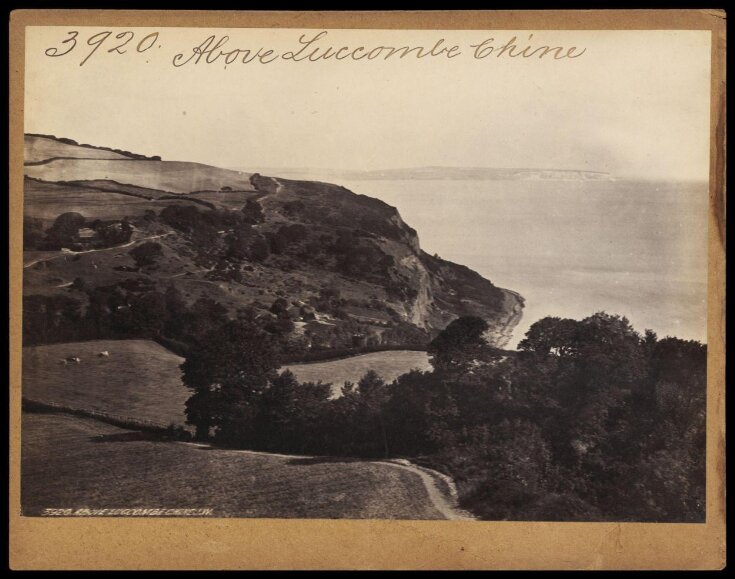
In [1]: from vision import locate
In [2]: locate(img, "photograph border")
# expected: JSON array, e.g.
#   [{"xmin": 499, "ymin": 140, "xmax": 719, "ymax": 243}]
[{"xmin": 9, "ymin": 9, "xmax": 726, "ymax": 570}]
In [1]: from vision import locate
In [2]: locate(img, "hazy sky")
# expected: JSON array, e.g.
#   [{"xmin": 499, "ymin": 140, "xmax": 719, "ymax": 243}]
[{"xmin": 25, "ymin": 27, "xmax": 711, "ymax": 180}]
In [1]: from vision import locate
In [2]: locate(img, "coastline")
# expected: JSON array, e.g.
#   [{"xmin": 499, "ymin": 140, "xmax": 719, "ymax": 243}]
[{"xmin": 488, "ymin": 288, "xmax": 525, "ymax": 349}]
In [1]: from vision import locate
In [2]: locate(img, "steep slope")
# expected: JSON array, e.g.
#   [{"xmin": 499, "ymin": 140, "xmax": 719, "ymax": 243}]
[
  {"xmin": 250, "ymin": 175, "xmax": 523, "ymax": 345},
  {"xmin": 23, "ymin": 135, "xmax": 523, "ymax": 350}
]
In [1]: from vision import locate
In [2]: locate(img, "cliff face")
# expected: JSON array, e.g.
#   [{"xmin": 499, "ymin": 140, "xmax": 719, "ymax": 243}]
[
  {"xmin": 251, "ymin": 176, "xmax": 523, "ymax": 346},
  {"xmin": 23, "ymin": 135, "xmax": 524, "ymax": 350}
]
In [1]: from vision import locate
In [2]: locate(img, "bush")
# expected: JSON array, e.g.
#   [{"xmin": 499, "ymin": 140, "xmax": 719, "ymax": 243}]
[{"xmin": 130, "ymin": 242, "xmax": 163, "ymax": 267}]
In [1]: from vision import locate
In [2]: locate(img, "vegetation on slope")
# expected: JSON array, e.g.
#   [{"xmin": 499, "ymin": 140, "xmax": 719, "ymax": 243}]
[
  {"xmin": 23, "ymin": 177, "xmax": 517, "ymax": 359},
  {"xmin": 23, "ymin": 135, "xmax": 521, "ymax": 359},
  {"xmin": 180, "ymin": 313, "xmax": 706, "ymax": 522}
]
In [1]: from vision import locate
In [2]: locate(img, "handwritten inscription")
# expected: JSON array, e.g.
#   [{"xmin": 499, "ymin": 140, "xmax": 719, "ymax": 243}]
[
  {"xmin": 44, "ymin": 29, "xmax": 587, "ymax": 67},
  {"xmin": 45, "ymin": 30, "xmax": 160, "ymax": 66}
]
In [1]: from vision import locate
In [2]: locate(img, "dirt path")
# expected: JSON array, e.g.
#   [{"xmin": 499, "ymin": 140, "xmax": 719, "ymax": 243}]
[
  {"xmin": 376, "ymin": 459, "xmax": 475, "ymax": 521},
  {"xmin": 178, "ymin": 442, "xmax": 472, "ymax": 520},
  {"xmin": 23, "ymin": 232, "xmax": 173, "ymax": 269}
]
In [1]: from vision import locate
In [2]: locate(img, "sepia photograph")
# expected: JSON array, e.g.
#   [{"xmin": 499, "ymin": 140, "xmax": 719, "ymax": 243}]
[{"xmin": 9, "ymin": 10, "xmax": 726, "ymax": 570}]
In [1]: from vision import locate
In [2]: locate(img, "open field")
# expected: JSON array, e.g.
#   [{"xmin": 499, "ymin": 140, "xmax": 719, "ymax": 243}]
[
  {"xmin": 22, "ymin": 340, "xmax": 189, "ymax": 427},
  {"xmin": 21, "ymin": 413, "xmax": 449, "ymax": 519},
  {"xmin": 23, "ymin": 341, "xmax": 432, "ymax": 418},
  {"xmin": 25, "ymin": 158, "xmax": 254, "ymax": 194},
  {"xmin": 24, "ymin": 134, "xmax": 133, "ymax": 163},
  {"xmin": 25, "ymin": 182, "xmax": 154, "ymax": 222},
  {"xmin": 284, "ymin": 350, "xmax": 432, "ymax": 397},
  {"xmin": 24, "ymin": 180, "xmax": 210, "ymax": 225},
  {"xmin": 188, "ymin": 189, "xmax": 260, "ymax": 209}
]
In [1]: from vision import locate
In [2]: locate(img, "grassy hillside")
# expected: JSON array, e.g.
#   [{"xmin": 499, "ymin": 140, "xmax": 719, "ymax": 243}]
[
  {"xmin": 23, "ymin": 340, "xmax": 432, "ymax": 416},
  {"xmin": 24, "ymin": 134, "xmax": 134, "ymax": 163},
  {"xmin": 21, "ymin": 413, "xmax": 446, "ymax": 519},
  {"xmin": 284, "ymin": 350, "xmax": 432, "ymax": 397},
  {"xmin": 25, "ymin": 158, "xmax": 255, "ymax": 194},
  {"xmin": 23, "ymin": 134, "xmax": 523, "ymax": 355},
  {"xmin": 23, "ymin": 179, "xmax": 215, "ymax": 226},
  {"xmin": 188, "ymin": 189, "xmax": 261, "ymax": 209},
  {"xmin": 22, "ymin": 340, "xmax": 188, "ymax": 427}
]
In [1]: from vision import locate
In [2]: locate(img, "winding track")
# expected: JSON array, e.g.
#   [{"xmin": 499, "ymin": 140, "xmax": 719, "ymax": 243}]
[
  {"xmin": 180, "ymin": 442, "xmax": 473, "ymax": 521},
  {"xmin": 23, "ymin": 232, "xmax": 173, "ymax": 269},
  {"xmin": 375, "ymin": 460, "xmax": 475, "ymax": 520}
]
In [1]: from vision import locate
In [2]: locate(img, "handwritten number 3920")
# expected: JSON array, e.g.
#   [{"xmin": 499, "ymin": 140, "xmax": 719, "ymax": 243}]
[{"xmin": 45, "ymin": 31, "xmax": 159, "ymax": 66}]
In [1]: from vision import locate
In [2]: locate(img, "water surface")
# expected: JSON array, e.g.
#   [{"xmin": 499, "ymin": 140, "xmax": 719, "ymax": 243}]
[{"xmin": 338, "ymin": 179, "xmax": 709, "ymax": 347}]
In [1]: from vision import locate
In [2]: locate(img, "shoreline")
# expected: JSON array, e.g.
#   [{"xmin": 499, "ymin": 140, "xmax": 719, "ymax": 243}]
[{"xmin": 489, "ymin": 288, "xmax": 525, "ymax": 350}]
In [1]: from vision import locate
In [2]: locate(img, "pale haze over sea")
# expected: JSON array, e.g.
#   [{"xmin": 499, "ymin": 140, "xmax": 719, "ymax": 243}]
[{"xmin": 262, "ymin": 173, "xmax": 709, "ymax": 348}]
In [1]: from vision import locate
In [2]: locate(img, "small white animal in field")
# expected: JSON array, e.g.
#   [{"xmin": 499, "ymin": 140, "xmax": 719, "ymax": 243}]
[
  {"xmin": 98, "ymin": 351, "xmax": 110, "ymax": 357},
  {"xmin": 63, "ymin": 356, "xmax": 81, "ymax": 364}
]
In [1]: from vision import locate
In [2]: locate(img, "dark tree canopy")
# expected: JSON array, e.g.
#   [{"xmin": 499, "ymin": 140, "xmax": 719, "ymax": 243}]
[
  {"xmin": 181, "ymin": 319, "xmax": 281, "ymax": 443},
  {"xmin": 241, "ymin": 199, "xmax": 265, "ymax": 224},
  {"xmin": 428, "ymin": 315, "xmax": 491, "ymax": 373},
  {"xmin": 44, "ymin": 212, "xmax": 86, "ymax": 248},
  {"xmin": 129, "ymin": 241, "xmax": 163, "ymax": 267}
]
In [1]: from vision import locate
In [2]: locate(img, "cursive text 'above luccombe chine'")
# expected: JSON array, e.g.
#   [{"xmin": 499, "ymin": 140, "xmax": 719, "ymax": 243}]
[{"xmin": 43, "ymin": 29, "xmax": 587, "ymax": 68}]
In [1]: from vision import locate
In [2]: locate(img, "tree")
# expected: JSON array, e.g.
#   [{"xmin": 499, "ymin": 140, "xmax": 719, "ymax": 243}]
[
  {"xmin": 248, "ymin": 235, "xmax": 270, "ymax": 262},
  {"xmin": 518, "ymin": 316, "xmax": 578, "ymax": 357},
  {"xmin": 182, "ymin": 319, "xmax": 281, "ymax": 443},
  {"xmin": 254, "ymin": 370, "xmax": 331, "ymax": 453},
  {"xmin": 267, "ymin": 231, "xmax": 289, "ymax": 255},
  {"xmin": 175, "ymin": 297, "xmax": 229, "ymax": 347},
  {"xmin": 241, "ymin": 199, "xmax": 264, "ymax": 224},
  {"xmin": 427, "ymin": 316, "xmax": 492, "ymax": 374},
  {"xmin": 23, "ymin": 216, "xmax": 46, "ymax": 249},
  {"xmin": 127, "ymin": 291, "xmax": 168, "ymax": 337},
  {"xmin": 45, "ymin": 212, "xmax": 85, "ymax": 249},
  {"xmin": 649, "ymin": 337, "xmax": 706, "ymax": 437},
  {"xmin": 129, "ymin": 241, "xmax": 163, "ymax": 267},
  {"xmin": 22, "ymin": 294, "xmax": 84, "ymax": 345},
  {"xmin": 269, "ymin": 297, "xmax": 289, "ymax": 316},
  {"xmin": 164, "ymin": 284, "xmax": 187, "ymax": 318},
  {"xmin": 355, "ymin": 370, "xmax": 391, "ymax": 457},
  {"xmin": 160, "ymin": 204, "xmax": 201, "ymax": 233}
]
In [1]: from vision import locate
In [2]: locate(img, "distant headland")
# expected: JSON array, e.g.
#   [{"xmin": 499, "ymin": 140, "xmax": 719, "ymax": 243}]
[{"xmin": 235, "ymin": 166, "xmax": 615, "ymax": 182}]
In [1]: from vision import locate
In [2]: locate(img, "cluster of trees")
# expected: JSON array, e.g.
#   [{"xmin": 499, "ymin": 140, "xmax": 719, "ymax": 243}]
[
  {"xmin": 129, "ymin": 241, "xmax": 163, "ymax": 267},
  {"xmin": 331, "ymin": 229, "xmax": 395, "ymax": 282},
  {"xmin": 22, "ymin": 277, "xmax": 399, "ymax": 361},
  {"xmin": 159, "ymin": 201, "xmax": 311, "ymax": 274},
  {"xmin": 24, "ymin": 212, "xmax": 134, "ymax": 251},
  {"xmin": 22, "ymin": 280, "xmax": 299, "ymax": 357},
  {"xmin": 181, "ymin": 312, "xmax": 706, "ymax": 523}
]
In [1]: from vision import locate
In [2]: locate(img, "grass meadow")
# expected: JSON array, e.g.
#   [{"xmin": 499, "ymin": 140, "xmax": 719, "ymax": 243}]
[
  {"xmin": 284, "ymin": 350, "xmax": 432, "ymax": 397},
  {"xmin": 25, "ymin": 158, "xmax": 255, "ymax": 194},
  {"xmin": 22, "ymin": 340, "xmax": 189, "ymax": 427},
  {"xmin": 21, "ymin": 413, "xmax": 445, "ymax": 519}
]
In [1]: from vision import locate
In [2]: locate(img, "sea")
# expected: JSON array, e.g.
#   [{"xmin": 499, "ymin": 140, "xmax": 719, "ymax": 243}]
[{"xmin": 269, "ymin": 174, "xmax": 709, "ymax": 349}]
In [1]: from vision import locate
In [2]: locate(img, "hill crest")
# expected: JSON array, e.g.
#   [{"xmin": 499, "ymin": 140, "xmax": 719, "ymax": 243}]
[{"xmin": 23, "ymin": 134, "xmax": 524, "ymax": 350}]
